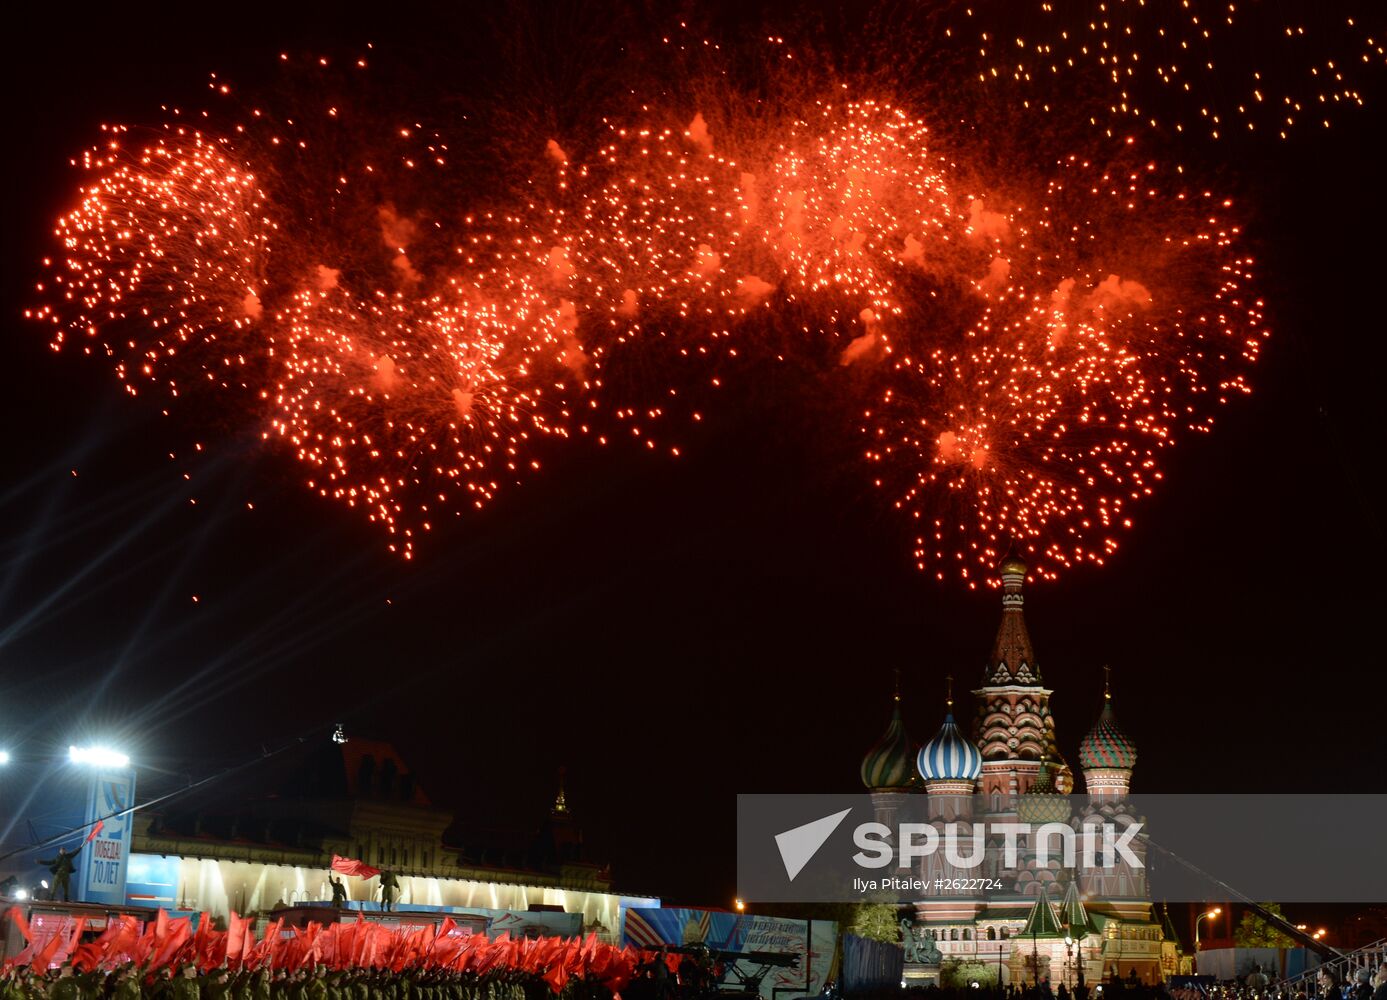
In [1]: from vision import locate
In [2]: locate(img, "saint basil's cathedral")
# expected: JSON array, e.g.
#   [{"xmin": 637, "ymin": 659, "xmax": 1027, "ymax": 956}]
[{"xmin": 860, "ymin": 556, "xmax": 1179, "ymax": 987}]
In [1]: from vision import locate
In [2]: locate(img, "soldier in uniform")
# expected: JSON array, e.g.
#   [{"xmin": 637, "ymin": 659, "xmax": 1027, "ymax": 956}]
[
  {"xmin": 37, "ymin": 847, "xmax": 81, "ymax": 902},
  {"xmin": 204, "ymin": 968, "xmax": 232, "ymax": 1000},
  {"xmin": 148, "ymin": 964, "xmax": 177, "ymax": 1000},
  {"xmin": 329, "ymin": 876, "xmax": 348, "ymax": 909},
  {"xmin": 304, "ymin": 967, "xmax": 328, "ymax": 1000},
  {"xmin": 48, "ymin": 966, "xmax": 81, "ymax": 1000},
  {"xmin": 114, "ymin": 967, "xmax": 142, "ymax": 1000},
  {"xmin": 376, "ymin": 873, "xmax": 399, "ymax": 913},
  {"xmin": 173, "ymin": 964, "xmax": 202, "ymax": 1000}
]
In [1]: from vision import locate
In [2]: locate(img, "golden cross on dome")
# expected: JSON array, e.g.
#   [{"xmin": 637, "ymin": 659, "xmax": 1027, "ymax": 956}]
[
  {"xmin": 1103, "ymin": 665, "xmax": 1112, "ymax": 700},
  {"xmin": 945, "ymin": 673, "xmax": 954, "ymax": 709}
]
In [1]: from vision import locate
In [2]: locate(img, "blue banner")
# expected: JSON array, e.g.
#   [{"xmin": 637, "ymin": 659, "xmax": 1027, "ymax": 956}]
[{"xmin": 77, "ymin": 768, "xmax": 136, "ymax": 906}]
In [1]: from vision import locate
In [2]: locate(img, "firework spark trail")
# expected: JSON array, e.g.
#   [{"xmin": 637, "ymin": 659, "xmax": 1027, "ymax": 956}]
[
  {"xmin": 948, "ymin": 0, "xmax": 1386, "ymax": 141},
  {"xmin": 30, "ymin": 128, "xmax": 272, "ymax": 396},
  {"xmin": 28, "ymin": 59, "xmax": 1279, "ymax": 579}
]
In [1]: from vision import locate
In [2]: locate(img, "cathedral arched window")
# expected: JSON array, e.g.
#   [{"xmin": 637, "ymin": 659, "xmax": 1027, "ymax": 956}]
[
  {"xmin": 987, "ymin": 928, "xmax": 996, "ymax": 941},
  {"xmin": 1000, "ymin": 928, "xmax": 1010, "ymax": 940},
  {"xmin": 963, "ymin": 929, "xmax": 972, "ymax": 941}
]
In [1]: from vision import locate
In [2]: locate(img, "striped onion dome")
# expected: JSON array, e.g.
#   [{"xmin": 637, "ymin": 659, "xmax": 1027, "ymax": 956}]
[
  {"xmin": 861, "ymin": 699, "xmax": 917, "ymax": 790},
  {"xmin": 1078, "ymin": 696, "xmax": 1137, "ymax": 771},
  {"xmin": 917, "ymin": 709, "xmax": 982, "ymax": 783},
  {"xmin": 1017, "ymin": 757, "xmax": 1071, "ymax": 825}
]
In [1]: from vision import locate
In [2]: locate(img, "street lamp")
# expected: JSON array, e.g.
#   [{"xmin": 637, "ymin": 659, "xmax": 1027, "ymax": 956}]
[
  {"xmin": 68, "ymin": 745, "xmax": 130, "ymax": 768},
  {"xmin": 1065, "ymin": 935, "xmax": 1075, "ymax": 988},
  {"xmin": 1194, "ymin": 907, "xmax": 1223, "ymax": 971}
]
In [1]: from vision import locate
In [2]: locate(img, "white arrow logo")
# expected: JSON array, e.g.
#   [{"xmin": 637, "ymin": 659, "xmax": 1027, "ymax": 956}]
[{"xmin": 774, "ymin": 808, "xmax": 852, "ymax": 881}]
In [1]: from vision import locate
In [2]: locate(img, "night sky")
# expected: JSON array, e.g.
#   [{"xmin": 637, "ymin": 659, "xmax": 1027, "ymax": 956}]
[{"xmin": 2, "ymin": 1, "xmax": 1384, "ymax": 915}]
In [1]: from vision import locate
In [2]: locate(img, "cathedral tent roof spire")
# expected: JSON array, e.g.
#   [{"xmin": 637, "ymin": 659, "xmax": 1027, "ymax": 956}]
[
  {"xmin": 1021, "ymin": 882, "xmax": 1064, "ymax": 938},
  {"xmin": 984, "ymin": 554, "xmax": 1041, "ymax": 686},
  {"xmin": 1059, "ymin": 877, "xmax": 1094, "ymax": 938},
  {"xmin": 552, "ymin": 766, "xmax": 569, "ymax": 815}
]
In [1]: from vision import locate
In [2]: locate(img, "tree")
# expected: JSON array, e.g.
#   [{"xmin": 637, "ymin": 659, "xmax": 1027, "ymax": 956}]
[
  {"xmin": 940, "ymin": 959, "xmax": 999, "ymax": 988},
  {"xmin": 846, "ymin": 903, "xmax": 905, "ymax": 944},
  {"xmin": 1234, "ymin": 904, "xmax": 1297, "ymax": 948},
  {"xmin": 756, "ymin": 902, "xmax": 905, "ymax": 945}
]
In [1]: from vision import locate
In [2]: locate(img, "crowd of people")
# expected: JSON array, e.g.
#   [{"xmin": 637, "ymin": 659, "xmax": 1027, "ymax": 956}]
[
  {"xmin": 0, "ymin": 963, "xmax": 608, "ymax": 1000},
  {"xmin": 1160, "ymin": 963, "xmax": 1387, "ymax": 1000},
  {"xmin": 884, "ymin": 962, "xmax": 1387, "ymax": 1000}
]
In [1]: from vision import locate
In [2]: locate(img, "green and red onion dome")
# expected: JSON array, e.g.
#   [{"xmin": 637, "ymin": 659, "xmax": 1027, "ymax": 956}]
[
  {"xmin": 861, "ymin": 700, "xmax": 918, "ymax": 790},
  {"xmin": 1078, "ymin": 698, "xmax": 1137, "ymax": 771}
]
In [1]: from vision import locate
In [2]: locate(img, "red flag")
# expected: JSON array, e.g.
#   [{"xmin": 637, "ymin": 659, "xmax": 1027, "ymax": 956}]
[
  {"xmin": 106, "ymin": 916, "xmax": 140, "ymax": 968},
  {"xmin": 84, "ymin": 820, "xmax": 104, "ymax": 843},
  {"xmin": 226, "ymin": 912, "xmax": 246, "ymax": 966},
  {"xmin": 192, "ymin": 912, "xmax": 212, "ymax": 971},
  {"xmin": 6, "ymin": 907, "xmax": 32, "ymax": 944},
  {"xmin": 32, "ymin": 930, "xmax": 67, "ymax": 970},
  {"xmin": 543, "ymin": 961, "xmax": 569, "ymax": 993},
  {"xmin": 330, "ymin": 855, "xmax": 381, "ymax": 879},
  {"xmin": 152, "ymin": 917, "xmax": 191, "ymax": 971},
  {"xmin": 73, "ymin": 917, "xmax": 124, "ymax": 972}
]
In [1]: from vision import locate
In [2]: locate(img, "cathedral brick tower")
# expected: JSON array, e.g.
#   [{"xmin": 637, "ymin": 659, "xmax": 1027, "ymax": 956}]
[
  {"xmin": 1075, "ymin": 671, "xmax": 1149, "ymax": 910},
  {"xmin": 913, "ymin": 678, "xmax": 985, "ymax": 929},
  {"xmin": 972, "ymin": 556, "xmax": 1070, "ymax": 808},
  {"xmin": 1078, "ymin": 668, "xmax": 1137, "ymax": 802},
  {"xmin": 861, "ymin": 674, "xmax": 919, "ymax": 832}
]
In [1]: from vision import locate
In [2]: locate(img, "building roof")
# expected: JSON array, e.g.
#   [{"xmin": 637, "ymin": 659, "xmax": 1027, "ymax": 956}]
[
  {"xmin": 983, "ymin": 557, "xmax": 1042, "ymax": 686},
  {"xmin": 1058, "ymin": 878, "xmax": 1094, "ymax": 937},
  {"xmin": 1078, "ymin": 676, "xmax": 1137, "ymax": 772},
  {"xmin": 1020, "ymin": 883, "xmax": 1065, "ymax": 938},
  {"xmin": 1016, "ymin": 758, "xmax": 1071, "ymax": 825},
  {"xmin": 340, "ymin": 740, "xmax": 432, "ymax": 806},
  {"xmin": 918, "ymin": 709, "xmax": 983, "ymax": 784},
  {"xmin": 861, "ymin": 697, "xmax": 918, "ymax": 790}
]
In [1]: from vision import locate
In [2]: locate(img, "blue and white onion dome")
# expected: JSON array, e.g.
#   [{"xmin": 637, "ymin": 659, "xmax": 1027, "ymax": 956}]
[{"xmin": 917, "ymin": 696, "xmax": 982, "ymax": 785}]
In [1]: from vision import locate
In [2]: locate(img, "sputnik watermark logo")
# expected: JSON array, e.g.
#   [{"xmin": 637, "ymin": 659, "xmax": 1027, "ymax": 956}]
[
  {"xmin": 774, "ymin": 808, "xmax": 853, "ymax": 881},
  {"xmin": 743, "ymin": 793, "xmax": 1387, "ymax": 903},
  {"xmin": 851, "ymin": 820, "xmax": 1145, "ymax": 870},
  {"xmin": 775, "ymin": 810, "xmax": 1143, "ymax": 881}
]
